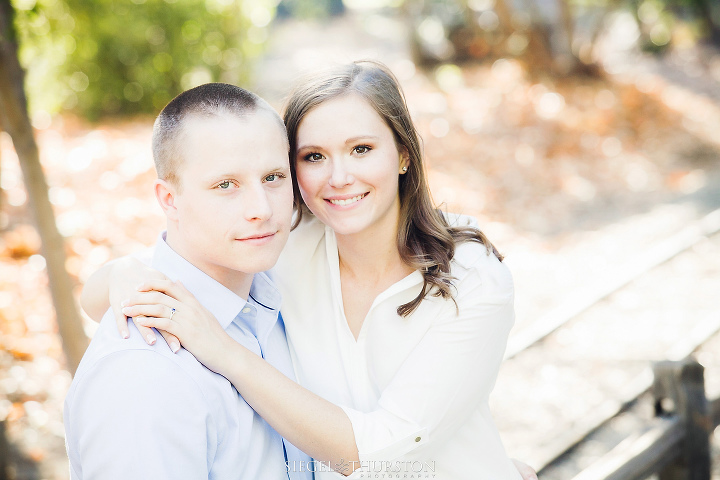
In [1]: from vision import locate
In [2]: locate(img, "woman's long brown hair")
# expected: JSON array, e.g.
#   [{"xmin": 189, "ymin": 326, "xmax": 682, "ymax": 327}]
[{"xmin": 283, "ymin": 60, "xmax": 502, "ymax": 317}]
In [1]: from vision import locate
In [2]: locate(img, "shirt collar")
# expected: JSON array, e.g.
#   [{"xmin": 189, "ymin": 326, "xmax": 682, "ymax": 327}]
[
  {"xmin": 151, "ymin": 232, "xmax": 247, "ymax": 330},
  {"xmin": 238, "ymin": 270, "xmax": 283, "ymax": 341},
  {"xmin": 248, "ymin": 271, "xmax": 282, "ymax": 312}
]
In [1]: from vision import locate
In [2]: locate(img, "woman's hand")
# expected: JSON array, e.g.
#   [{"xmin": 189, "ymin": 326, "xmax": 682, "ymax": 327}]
[
  {"xmin": 122, "ymin": 279, "xmax": 359, "ymax": 468},
  {"xmin": 120, "ymin": 279, "xmax": 232, "ymax": 370},
  {"xmin": 512, "ymin": 458, "xmax": 538, "ymax": 480},
  {"xmin": 102, "ymin": 257, "xmax": 179, "ymax": 350}
]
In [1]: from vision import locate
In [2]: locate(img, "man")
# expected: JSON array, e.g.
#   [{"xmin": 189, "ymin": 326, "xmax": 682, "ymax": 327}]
[{"xmin": 64, "ymin": 83, "xmax": 311, "ymax": 479}]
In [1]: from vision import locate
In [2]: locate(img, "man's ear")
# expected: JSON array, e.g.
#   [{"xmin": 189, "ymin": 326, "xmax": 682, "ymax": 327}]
[{"xmin": 155, "ymin": 179, "xmax": 178, "ymax": 220}]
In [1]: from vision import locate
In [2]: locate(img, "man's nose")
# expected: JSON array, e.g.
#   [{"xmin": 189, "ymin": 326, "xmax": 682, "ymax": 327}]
[{"xmin": 244, "ymin": 185, "xmax": 273, "ymax": 221}]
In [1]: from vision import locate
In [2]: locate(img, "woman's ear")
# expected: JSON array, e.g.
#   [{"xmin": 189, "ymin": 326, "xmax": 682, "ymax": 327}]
[
  {"xmin": 399, "ymin": 146, "xmax": 410, "ymax": 174},
  {"xmin": 155, "ymin": 179, "xmax": 178, "ymax": 220}
]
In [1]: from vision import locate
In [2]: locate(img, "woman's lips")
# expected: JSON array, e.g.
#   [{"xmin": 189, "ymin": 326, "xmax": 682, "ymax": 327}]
[{"xmin": 325, "ymin": 192, "xmax": 368, "ymax": 207}]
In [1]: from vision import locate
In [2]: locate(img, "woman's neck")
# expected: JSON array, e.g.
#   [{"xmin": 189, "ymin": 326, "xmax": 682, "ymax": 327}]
[{"xmin": 334, "ymin": 208, "xmax": 412, "ymax": 285}]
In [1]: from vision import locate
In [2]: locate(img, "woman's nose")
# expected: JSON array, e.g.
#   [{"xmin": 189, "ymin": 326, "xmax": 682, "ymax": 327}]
[{"xmin": 328, "ymin": 159, "xmax": 354, "ymax": 188}]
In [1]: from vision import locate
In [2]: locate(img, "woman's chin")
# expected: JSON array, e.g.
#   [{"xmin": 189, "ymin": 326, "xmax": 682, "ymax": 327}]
[
  {"xmin": 309, "ymin": 205, "xmax": 395, "ymax": 239},
  {"xmin": 322, "ymin": 219, "xmax": 368, "ymax": 237}
]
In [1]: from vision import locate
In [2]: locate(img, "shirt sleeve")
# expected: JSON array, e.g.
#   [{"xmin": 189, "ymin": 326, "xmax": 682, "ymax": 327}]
[
  {"xmin": 67, "ymin": 350, "xmax": 217, "ymax": 480},
  {"xmin": 340, "ymin": 252, "xmax": 515, "ymax": 464}
]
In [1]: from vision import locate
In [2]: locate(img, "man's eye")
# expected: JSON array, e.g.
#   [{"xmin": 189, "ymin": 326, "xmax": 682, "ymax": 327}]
[{"xmin": 264, "ymin": 173, "xmax": 285, "ymax": 183}]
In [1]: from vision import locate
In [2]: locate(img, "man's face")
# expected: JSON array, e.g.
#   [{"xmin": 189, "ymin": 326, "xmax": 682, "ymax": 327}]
[{"xmin": 163, "ymin": 110, "xmax": 293, "ymax": 290}]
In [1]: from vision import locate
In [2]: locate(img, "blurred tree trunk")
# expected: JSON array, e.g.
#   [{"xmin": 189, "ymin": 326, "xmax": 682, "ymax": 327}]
[
  {"xmin": 0, "ymin": 421, "xmax": 7, "ymax": 480},
  {"xmin": 557, "ymin": 0, "xmax": 578, "ymax": 72},
  {"xmin": 505, "ymin": 0, "xmax": 597, "ymax": 76},
  {"xmin": 406, "ymin": 0, "xmax": 604, "ymax": 77},
  {"xmin": 693, "ymin": 0, "xmax": 720, "ymax": 46},
  {"xmin": 514, "ymin": 0, "xmax": 557, "ymax": 75},
  {"xmin": 0, "ymin": 0, "xmax": 88, "ymax": 373},
  {"xmin": 493, "ymin": 0, "xmax": 513, "ymax": 36},
  {"xmin": 0, "ymin": 126, "xmax": 3, "ymax": 215}
]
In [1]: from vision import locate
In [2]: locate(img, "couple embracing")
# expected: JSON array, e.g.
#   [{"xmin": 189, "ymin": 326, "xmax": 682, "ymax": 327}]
[{"xmin": 64, "ymin": 61, "xmax": 536, "ymax": 480}]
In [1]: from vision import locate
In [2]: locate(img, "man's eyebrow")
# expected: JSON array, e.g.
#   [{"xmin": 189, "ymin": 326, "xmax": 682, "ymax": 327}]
[
  {"xmin": 207, "ymin": 165, "xmax": 289, "ymax": 179},
  {"xmin": 206, "ymin": 173, "xmax": 239, "ymax": 180},
  {"xmin": 265, "ymin": 165, "xmax": 291, "ymax": 173}
]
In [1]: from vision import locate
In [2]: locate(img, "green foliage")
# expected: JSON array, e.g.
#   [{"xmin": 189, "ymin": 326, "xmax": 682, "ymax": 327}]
[
  {"xmin": 633, "ymin": 0, "xmax": 719, "ymax": 52},
  {"xmin": 12, "ymin": 0, "xmax": 277, "ymax": 120}
]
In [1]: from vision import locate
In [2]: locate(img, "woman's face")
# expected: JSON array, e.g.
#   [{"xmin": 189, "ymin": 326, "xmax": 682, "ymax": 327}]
[{"xmin": 294, "ymin": 93, "xmax": 409, "ymax": 238}]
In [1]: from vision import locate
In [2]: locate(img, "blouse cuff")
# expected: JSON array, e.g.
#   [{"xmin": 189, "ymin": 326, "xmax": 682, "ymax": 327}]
[{"xmin": 340, "ymin": 403, "xmax": 429, "ymax": 463}]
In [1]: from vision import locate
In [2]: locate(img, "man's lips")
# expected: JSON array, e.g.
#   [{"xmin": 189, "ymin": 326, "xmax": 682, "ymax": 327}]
[{"xmin": 235, "ymin": 231, "xmax": 277, "ymax": 242}]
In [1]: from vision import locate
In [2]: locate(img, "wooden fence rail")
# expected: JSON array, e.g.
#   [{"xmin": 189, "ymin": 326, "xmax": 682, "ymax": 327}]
[{"xmin": 570, "ymin": 358, "xmax": 714, "ymax": 480}]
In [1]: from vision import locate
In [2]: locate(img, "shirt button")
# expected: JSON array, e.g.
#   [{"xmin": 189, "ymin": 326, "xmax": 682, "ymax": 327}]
[
  {"xmin": 242, "ymin": 307, "xmax": 251, "ymax": 314},
  {"xmin": 415, "ymin": 436, "xmax": 421, "ymax": 442}
]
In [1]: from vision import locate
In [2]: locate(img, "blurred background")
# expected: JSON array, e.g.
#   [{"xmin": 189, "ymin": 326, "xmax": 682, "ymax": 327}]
[{"xmin": 1, "ymin": 0, "xmax": 719, "ymax": 478}]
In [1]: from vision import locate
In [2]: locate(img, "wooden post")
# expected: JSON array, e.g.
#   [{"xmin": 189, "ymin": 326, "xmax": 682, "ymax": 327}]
[
  {"xmin": 0, "ymin": 0, "xmax": 88, "ymax": 373},
  {"xmin": 653, "ymin": 358, "xmax": 711, "ymax": 480}
]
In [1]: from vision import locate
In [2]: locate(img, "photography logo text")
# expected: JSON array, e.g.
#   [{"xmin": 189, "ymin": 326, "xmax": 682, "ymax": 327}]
[{"xmin": 287, "ymin": 459, "xmax": 437, "ymax": 478}]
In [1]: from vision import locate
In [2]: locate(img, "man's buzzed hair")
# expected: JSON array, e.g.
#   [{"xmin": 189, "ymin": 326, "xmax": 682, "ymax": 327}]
[{"xmin": 152, "ymin": 83, "xmax": 288, "ymax": 189}]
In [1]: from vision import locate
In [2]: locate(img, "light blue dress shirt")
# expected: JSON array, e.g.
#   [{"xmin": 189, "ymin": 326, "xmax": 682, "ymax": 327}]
[{"xmin": 64, "ymin": 233, "xmax": 313, "ymax": 480}]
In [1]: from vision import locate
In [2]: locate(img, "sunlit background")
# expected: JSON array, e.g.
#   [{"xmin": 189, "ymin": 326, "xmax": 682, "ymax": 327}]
[{"xmin": 1, "ymin": 0, "xmax": 720, "ymax": 478}]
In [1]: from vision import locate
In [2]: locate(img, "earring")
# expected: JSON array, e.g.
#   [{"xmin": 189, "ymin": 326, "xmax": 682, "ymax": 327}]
[{"xmin": 401, "ymin": 166, "xmax": 408, "ymax": 172}]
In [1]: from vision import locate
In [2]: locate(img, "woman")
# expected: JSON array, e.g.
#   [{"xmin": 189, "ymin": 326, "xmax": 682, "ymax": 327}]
[{"xmin": 83, "ymin": 61, "xmax": 533, "ymax": 479}]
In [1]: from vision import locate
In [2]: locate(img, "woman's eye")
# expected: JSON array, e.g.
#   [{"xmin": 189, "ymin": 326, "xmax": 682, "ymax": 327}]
[
  {"xmin": 354, "ymin": 145, "xmax": 371, "ymax": 155},
  {"xmin": 303, "ymin": 153, "xmax": 324, "ymax": 162},
  {"xmin": 218, "ymin": 181, "xmax": 232, "ymax": 189}
]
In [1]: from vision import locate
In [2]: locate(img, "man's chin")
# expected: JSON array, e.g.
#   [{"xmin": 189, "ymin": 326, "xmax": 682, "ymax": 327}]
[
  {"xmin": 229, "ymin": 254, "xmax": 281, "ymax": 275},
  {"xmin": 234, "ymin": 262, "xmax": 277, "ymax": 275}
]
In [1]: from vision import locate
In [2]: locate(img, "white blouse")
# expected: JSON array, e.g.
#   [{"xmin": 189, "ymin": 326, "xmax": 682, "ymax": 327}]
[{"xmin": 274, "ymin": 214, "xmax": 521, "ymax": 480}]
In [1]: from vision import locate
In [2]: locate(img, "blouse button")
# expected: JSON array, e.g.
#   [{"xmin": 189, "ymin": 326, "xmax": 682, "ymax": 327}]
[
  {"xmin": 415, "ymin": 436, "xmax": 421, "ymax": 442},
  {"xmin": 242, "ymin": 307, "xmax": 251, "ymax": 314}
]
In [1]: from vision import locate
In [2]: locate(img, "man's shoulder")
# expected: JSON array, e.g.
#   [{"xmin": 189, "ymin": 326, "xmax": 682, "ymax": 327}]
[
  {"xmin": 63, "ymin": 323, "xmax": 228, "ymax": 480},
  {"xmin": 69, "ymin": 316, "xmax": 233, "ymax": 408},
  {"xmin": 71, "ymin": 346, "xmax": 202, "ymax": 399}
]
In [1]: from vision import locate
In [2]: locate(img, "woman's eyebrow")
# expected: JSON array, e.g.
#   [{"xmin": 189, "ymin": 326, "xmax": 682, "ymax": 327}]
[
  {"xmin": 344, "ymin": 135, "xmax": 379, "ymax": 145},
  {"xmin": 296, "ymin": 143, "xmax": 322, "ymax": 152},
  {"xmin": 296, "ymin": 135, "xmax": 380, "ymax": 152}
]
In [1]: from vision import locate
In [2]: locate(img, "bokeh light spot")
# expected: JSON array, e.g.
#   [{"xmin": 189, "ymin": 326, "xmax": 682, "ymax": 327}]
[
  {"xmin": 435, "ymin": 64, "xmax": 463, "ymax": 92},
  {"xmin": 123, "ymin": 83, "xmax": 144, "ymax": 102},
  {"xmin": 429, "ymin": 118, "xmax": 450, "ymax": 138},
  {"xmin": 69, "ymin": 72, "xmax": 89, "ymax": 92}
]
